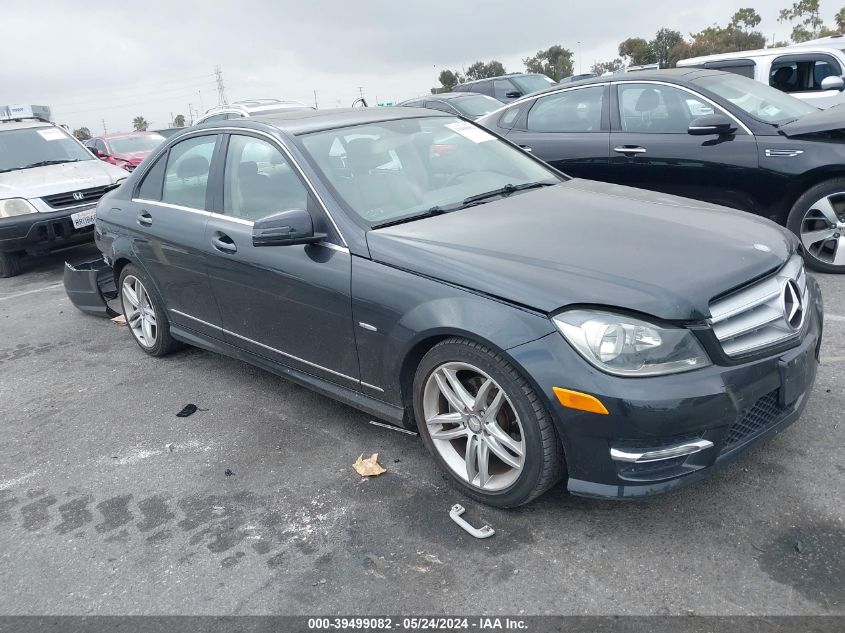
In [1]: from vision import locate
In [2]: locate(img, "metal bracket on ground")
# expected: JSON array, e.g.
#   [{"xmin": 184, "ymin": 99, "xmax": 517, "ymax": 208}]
[{"xmin": 449, "ymin": 504, "xmax": 494, "ymax": 539}]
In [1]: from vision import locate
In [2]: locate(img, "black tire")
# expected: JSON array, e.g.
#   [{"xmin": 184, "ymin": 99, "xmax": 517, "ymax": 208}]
[
  {"xmin": 117, "ymin": 264, "xmax": 182, "ymax": 357},
  {"xmin": 0, "ymin": 251, "xmax": 22, "ymax": 278},
  {"xmin": 787, "ymin": 179, "xmax": 845, "ymax": 274},
  {"xmin": 413, "ymin": 337, "xmax": 564, "ymax": 508}
]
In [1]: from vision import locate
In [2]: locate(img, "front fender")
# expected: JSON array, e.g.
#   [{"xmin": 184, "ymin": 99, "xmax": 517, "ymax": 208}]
[{"xmin": 351, "ymin": 258, "xmax": 554, "ymax": 407}]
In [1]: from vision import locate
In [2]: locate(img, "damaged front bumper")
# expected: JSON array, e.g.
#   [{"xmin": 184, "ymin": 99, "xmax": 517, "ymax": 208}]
[{"xmin": 63, "ymin": 258, "xmax": 118, "ymax": 317}]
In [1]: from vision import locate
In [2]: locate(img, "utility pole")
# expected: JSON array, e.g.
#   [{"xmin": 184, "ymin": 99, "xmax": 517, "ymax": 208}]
[
  {"xmin": 188, "ymin": 103, "xmax": 193, "ymax": 125},
  {"xmin": 313, "ymin": 90, "xmax": 318, "ymax": 109},
  {"xmin": 577, "ymin": 41, "xmax": 582, "ymax": 74},
  {"xmin": 198, "ymin": 90, "xmax": 205, "ymax": 113},
  {"xmin": 358, "ymin": 86, "xmax": 364, "ymax": 99},
  {"xmin": 102, "ymin": 119, "xmax": 107, "ymax": 135},
  {"xmin": 215, "ymin": 64, "xmax": 228, "ymax": 106}
]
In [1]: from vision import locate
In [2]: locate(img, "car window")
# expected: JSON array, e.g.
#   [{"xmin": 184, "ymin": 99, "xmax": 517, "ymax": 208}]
[
  {"xmin": 452, "ymin": 94, "xmax": 501, "ymax": 117},
  {"xmin": 223, "ymin": 135, "xmax": 308, "ymax": 221},
  {"xmin": 694, "ymin": 72, "xmax": 817, "ymax": 125},
  {"xmin": 161, "ymin": 135, "xmax": 216, "ymax": 209},
  {"xmin": 527, "ymin": 86, "xmax": 604, "ymax": 132},
  {"xmin": 493, "ymin": 79, "xmax": 516, "ymax": 101},
  {"xmin": 498, "ymin": 106, "xmax": 520, "ymax": 129},
  {"xmin": 617, "ymin": 83, "xmax": 727, "ymax": 133},
  {"xmin": 424, "ymin": 101, "xmax": 455, "ymax": 114},
  {"xmin": 475, "ymin": 81, "xmax": 493, "ymax": 97},
  {"xmin": 511, "ymin": 74, "xmax": 557, "ymax": 95},
  {"xmin": 95, "ymin": 139, "xmax": 108, "ymax": 153},
  {"xmin": 703, "ymin": 60, "xmax": 756, "ymax": 79},
  {"xmin": 770, "ymin": 55, "xmax": 843, "ymax": 92},
  {"xmin": 136, "ymin": 153, "xmax": 167, "ymax": 200}
]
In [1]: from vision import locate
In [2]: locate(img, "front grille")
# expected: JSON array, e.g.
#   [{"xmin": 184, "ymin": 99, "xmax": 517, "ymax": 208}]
[
  {"xmin": 709, "ymin": 255, "xmax": 807, "ymax": 357},
  {"xmin": 41, "ymin": 184, "xmax": 114, "ymax": 209},
  {"xmin": 723, "ymin": 390, "xmax": 789, "ymax": 450}
]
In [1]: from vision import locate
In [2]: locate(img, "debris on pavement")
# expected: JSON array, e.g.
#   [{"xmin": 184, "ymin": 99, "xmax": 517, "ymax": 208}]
[
  {"xmin": 368, "ymin": 420, "xmax": 418, "ymax": 436},
  {"xmin": 224, "ymin": 468, "xmax": 235, "ymax": 477},
  {"xmin": 353, "ymin": 453, "xmax": 386, "ymax": 477},
  {"xmin": 449, "ymin": 503, "xmax": 494, "ymax": 539},
  {"xmin": 110, "ymin": 314, "xmax": 127, "ymax": 325},
  {"xmin": 166, "ymin": 443, "xmax": 174, "ymax": 452},
  {"xmin": 795, "ymin": 540, "xmax": 805, "ymax": 554},
  {"xmin": 176, "ymin": 404, "xmax": 198, "ymax": 418}
]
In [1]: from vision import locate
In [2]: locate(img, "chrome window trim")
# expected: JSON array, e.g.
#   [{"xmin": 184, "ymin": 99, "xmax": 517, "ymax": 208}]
[
  {"xmin": 611, "ymin": 80, "xmax": 753, "ymax": 136},
  {"xmin": 135, "ymin": 127, "xmax": 349, "ymax": 248},
  {"xmin": 171, "ymin": 308, "xmax": 362, "ymax": 385}
]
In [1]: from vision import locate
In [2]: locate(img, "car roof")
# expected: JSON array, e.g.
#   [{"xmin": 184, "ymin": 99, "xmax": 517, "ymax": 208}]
[
  {"xmin": 0, "ymin": 119, "xmax": 54, "ymax": 131},
  {"xmin": 236, "ymin": 107, "xmax": 452, "ymax": 135},
  {"xmin": 98, "ymin": 131, "xmax": 161, "ymax": 140},
  {"xmin": 460, "ymin": 73, "xmax": 548, "ymax": 85},
  {"xmin": 401, "ymin": 92, "xmax": 487, "ymax": 103},
  {"xmin": 529, "ymin": 67, "xmax": 719, "ymax": 92},
  {"xmin": 677, "ymin": 43, "xmax": 845, "ymax": 65}
]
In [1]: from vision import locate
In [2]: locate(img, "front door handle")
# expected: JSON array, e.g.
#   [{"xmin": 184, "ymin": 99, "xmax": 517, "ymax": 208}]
[
  {"xmin": 137, "ymin": 210, "xmax": 153, "ymax": 227},
  {"xmin": 613, "ymin": 146, "xmax": 647, "ymax": 155},
  {"xmin": 519, "ymin": 145, "xmax": 533, "ymax": 153},
  {"xmin": 211, "ymin": 231, "xmax": 237, "ymax": 254}
]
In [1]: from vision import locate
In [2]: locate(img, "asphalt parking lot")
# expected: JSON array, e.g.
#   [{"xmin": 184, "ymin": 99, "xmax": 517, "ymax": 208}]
[{"xmin": 0, "ymin": 243, "xmax": 843, "ymax": 616}]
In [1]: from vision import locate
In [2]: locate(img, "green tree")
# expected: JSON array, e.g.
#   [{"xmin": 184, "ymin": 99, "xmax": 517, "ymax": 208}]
[
  {"xmin": 173, "ymin": 114, "xmax": 186, "ymax": 127},
  {"xmin": 619, "ymin": 37, "xmax": 656, "ymax": 66},
  {"xmin": 523, "ymin": 45, "xmax": 574, "ymax": 81},
  {"xmin": 779, "ymin": 0, "xmax": 825, "ymax": 41},
  {"xmin": 132, "ymin": 116, "xmax": 148, "ymax": 132},
  {"xmin": 591, "ymin": 58, "xmax": 624, "ymax": 75},
  {"xmin": 73, "ymin": 127, "xmax": 91, "ymax": 141},
  {"xmin": 465, "ymin": 60, "xmax": 506, "ymax": 81},
  {"xmin": 437, "ymin": 69, "xmax": 462, "ymax": 91},
  {"xmin": 837, "ymin": 7, "xmax": 845, "ymax": 31},
  {"xmin": 731, "ymin": 7, "xmax": 762, "ymax": 32},
  {"xmin": 652, "ymin": 28, "xmax": 684, "ymax": 68}
]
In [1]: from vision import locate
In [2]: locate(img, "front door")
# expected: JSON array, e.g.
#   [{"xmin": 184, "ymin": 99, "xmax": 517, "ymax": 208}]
[
  {"xmin": 607, "ymin": 82, "xmax": 760, "ymax": 212},
  {"xmin": 203, "ymin": 132, "xmax": 359, "ymax": 388}
]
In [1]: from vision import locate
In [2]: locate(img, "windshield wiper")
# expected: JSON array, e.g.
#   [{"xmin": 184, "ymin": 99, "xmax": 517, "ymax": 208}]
[
  {"xmin": 461, "ymin": 181, "xmax": 556, "ymax": 206},
  {"xmin": 372, "ymin": 205, "xmax": 455, "ymax": 229},
  {"xmin": 23, "ymin": 159, "xmax": 82, "ymax": 169}
]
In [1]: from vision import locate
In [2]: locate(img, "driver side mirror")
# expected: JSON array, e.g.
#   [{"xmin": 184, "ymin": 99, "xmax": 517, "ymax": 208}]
[
  {"xmin": 688, "ymin": 114, "xmax": 736, "ymax": 136},
  {"xmin": 505, "ymin": 90, "xmax": 523, "ymax": 99},
  {"xmin": 252, "ymin": 208, "xmax": 326, "ymax": 247},
  {"xmin": 820, "ymin": 75, "xmax": 845, "ymax": 92}
]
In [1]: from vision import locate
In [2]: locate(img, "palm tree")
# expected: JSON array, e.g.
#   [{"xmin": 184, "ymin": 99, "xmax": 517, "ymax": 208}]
[
  {"xmin": 132, "ymin": 116, "xmax": 149, "ymax": 132},
  {"xmin": 173, "ymin": 114, "xmax": 186, "ymax": 127}
]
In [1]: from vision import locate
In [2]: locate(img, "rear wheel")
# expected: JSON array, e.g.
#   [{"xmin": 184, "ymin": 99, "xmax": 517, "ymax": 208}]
[
  {"xmin": 118, "ymin": 264, "xmax": 181, "ymax": 357},
  {"xmin": 0, "ymin": 251, "xmax": 22, "ymax": 278},
  {"xmin": 787, "ymin": 180, "xmax": 845, "ymax": 273},
  {"xmin": 413, "ymin": 337, "xmax": 564, "ymax": 507}
]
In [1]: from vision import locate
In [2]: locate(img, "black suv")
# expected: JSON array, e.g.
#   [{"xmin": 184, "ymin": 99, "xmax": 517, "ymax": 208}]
[{"xmin": 453, "ymin": 73, "xmax": 556, "ymax": 103}]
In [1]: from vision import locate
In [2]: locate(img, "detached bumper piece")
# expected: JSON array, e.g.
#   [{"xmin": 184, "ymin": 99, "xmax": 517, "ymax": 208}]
[{"xmin": 63, "ymin": 258, "xmax": 118, "ymax": 317}]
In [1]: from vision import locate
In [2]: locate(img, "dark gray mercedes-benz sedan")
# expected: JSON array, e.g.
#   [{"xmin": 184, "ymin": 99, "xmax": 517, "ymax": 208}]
[{"xmin": 65, "ymin": 108, "xmax": 823, "ymax": 507}]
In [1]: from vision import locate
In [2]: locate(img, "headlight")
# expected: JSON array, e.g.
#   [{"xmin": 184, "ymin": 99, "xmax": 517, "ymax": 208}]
[
  {"xmin": 0, "ymin": 198, "xmax": 38, "ymax": 218},
  {"xmin": 553, "ymin": 310, "xmax": 711, "ymax": 377}
]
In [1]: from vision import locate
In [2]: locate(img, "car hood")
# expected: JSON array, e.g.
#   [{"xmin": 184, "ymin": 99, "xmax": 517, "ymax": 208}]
[
  {"xmin": 111, "ymin": 150, "xmax": 151, "ymax": 164},
  {"xmin": 780, "ymin": 103, "xmax": 845, "ymax": 137},
  {"xmin": 0, "ymin": 160, "xmax": 127, "ymax": 205},
  {"xmin": 366, "ymin": 180, "xmax": 797, "ymax": 321}
]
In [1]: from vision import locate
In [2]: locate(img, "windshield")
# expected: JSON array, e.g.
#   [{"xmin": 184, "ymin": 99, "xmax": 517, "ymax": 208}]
[
  {"xmin": 693, "ymin": 73, "xmax": 818, "ymax": 125},
  {"xmin": 511, "ymin": 74, "xmax": 556, "ymax": 95},
  {"xmin": 453, "ymin": 95, "xmax": 502, "ymax": 117},
  {"xmin": 299, "ymin": 116, "xmax": 560, "ymax": 226},
  {"xmin": 108, "ymin": 133, "xmax": 165, "ymax": 154},
  {"xmin": 0, "ymin": 126, "xmax": 94, "ymax": 172}
]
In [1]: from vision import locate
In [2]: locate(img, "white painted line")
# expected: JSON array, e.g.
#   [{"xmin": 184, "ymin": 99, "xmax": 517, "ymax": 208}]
[
  {"xmin": 826, "ymin": 314, "xmax": 845, "ymax": 323},
  {"xmin": 823, "ymin": 356, "xmax": 845, "ymax": 364},
  {"xmin": 0, "ymin": 283, "xmax": 63, "ymax": 302}
]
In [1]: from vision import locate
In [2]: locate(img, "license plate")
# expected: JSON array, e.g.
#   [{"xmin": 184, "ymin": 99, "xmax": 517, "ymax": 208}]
[
  {"xmin": 70, "ymin": 208, "xmax": 96, "ymax": 229},
  {"xmin": 779, "ymin": 345, "xmax": 813, "ymax": 406}
]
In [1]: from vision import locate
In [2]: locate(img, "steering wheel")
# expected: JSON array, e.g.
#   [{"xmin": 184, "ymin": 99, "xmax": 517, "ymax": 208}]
[{"xmin": 443, "ymin": 168, "xmax": 478, "ymax": 187}]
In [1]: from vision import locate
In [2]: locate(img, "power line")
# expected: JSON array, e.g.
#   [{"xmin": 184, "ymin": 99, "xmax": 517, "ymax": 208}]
[
  {"xmin": 51, "ymin": 80, "xmax": 218, "ymax": 109},
  {"xmin": 55, "ymin": 89, "xmax": 217, "ymax": 116}
]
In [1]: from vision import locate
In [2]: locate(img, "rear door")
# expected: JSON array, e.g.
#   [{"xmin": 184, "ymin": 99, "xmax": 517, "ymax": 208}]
[
  {"xmin": 129, "ymin": 133, "xmax": 223, "ymax": 338},
  {"xmin": 203, "ymin": 132, "xmax": 359, "ymax": 388},
  {"xmin": 606, "ymin": 81, "xmax": 761, "ymax": 211},
  {"xmin": 503, "ymin": 84, "xmax": 611, "ymax": 179}
]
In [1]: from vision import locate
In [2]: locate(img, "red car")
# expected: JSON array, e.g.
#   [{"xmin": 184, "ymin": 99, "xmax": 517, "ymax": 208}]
[{"xmin": 87, "ymin": 132, "xmax": 166, "ymax": 172}]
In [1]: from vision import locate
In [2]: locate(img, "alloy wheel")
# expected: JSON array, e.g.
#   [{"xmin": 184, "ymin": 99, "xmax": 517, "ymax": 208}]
[
  {"xmin": 422, "ymin": 362, "xmax": 525, "ymax": 491},
  {"xmin": 121, "ymin": 275, "xmax": 157, "ymax": 348},
  {"xmin": 801, "ymin": 193, "xmax": 845, "ymax": 267}
]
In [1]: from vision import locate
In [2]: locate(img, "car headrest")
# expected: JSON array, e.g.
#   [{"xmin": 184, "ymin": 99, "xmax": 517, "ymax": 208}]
[
  {"xmin": 238, "ymin": 161, "xmax": 258, "ymax": 178},
  {"xmin": 346, "ymin": 137, "xmax": 391, "ymax": 173},
  {"xmin": 176, "ymin": 155, "xmax": 209, "ymax": 179},
  {"xmin": 634, "ymin": 88, "xmax": 661, "ymax": 113}
]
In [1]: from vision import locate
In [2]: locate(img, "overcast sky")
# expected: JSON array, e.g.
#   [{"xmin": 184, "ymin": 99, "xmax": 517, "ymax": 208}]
[{"xmin": 0, "ymin": 0, "xmax": 836, "ymax": 134}]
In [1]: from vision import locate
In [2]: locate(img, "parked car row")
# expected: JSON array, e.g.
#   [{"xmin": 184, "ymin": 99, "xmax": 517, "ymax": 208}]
[{"xmin": 64, "ymin": 106, "xmax": 822, "ymax": 507}]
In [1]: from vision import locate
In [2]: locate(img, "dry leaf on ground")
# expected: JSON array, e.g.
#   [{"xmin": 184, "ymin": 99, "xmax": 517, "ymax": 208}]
[
  {"xmin": 353, "ymin": 453, "xmax": 386, "ymax": 477},
  {"xmin": 111, "ymin": 314, "xmax": 127, "ymax": 325}
]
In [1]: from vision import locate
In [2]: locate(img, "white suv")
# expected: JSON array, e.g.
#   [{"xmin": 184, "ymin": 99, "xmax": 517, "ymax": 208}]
[
  {"xmin": 194, "ymin": 99, "xmax": 313, "ymax": 125},
  {"xmin": 0, "ymin": 116, "xmax": 129, "ymax": 277},
  {"xmin": 677, "ymin": 44, "xmax": 845, "ymax": 109}
]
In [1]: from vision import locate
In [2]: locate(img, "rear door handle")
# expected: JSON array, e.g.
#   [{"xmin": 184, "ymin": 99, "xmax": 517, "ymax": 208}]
[
  {"xmin": 137, "ymin": 210, "xmax": 153, "ymax": 226},
  {"xmin": 211, "ymin": 231, "xmax": 237, "ymax": 254},
  {"xmin": 613, "ymin": 146, "xmax": 647, "ymax": 155},
  {"xmin": 519, "ymin": 145, "xmax": 533, "ymax": 152}
]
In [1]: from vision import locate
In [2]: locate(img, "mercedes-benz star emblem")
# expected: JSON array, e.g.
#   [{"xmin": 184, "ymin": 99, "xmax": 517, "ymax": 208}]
[
  {"xmin": 782, "ymin": 279, "xmax": 804, "ymax": 331},
  {"xmin": 72, "ymin": 192, "xmax": 84, "ymax": 201}
]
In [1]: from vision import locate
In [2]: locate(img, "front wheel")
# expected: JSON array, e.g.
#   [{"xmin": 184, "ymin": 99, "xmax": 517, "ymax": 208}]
[
  {"xmin": 0, "ymin": 251, "xmax": 22, "ymax": 278},
  {"xmin": 787, "ymin": 180, "xmax": 845, "ymax": 273},
  {"xmin": 413, "ymin": 337, "xmax": 564, "ymax": 507}
]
